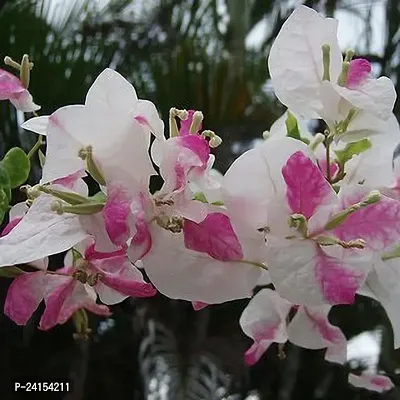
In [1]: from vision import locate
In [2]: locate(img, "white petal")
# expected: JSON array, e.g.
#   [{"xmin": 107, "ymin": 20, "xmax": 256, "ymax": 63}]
[
  {"xmin": 240, "ymin": 288, "xmax": 291, "ymax": 342},
  {"xmin": 9, "ymin": 202, "xmax": 28, "ymax": 220},
  {"xmin": 142, "ymin": 226, "xmax": 261, "ymax": 303},
  {"xmin": 135, "ymin": 99, "xmax": 165, "ymax": 140},
  {"xmin": 222, "ymin": 137, "xmax": 309, "ymax": 230},
  {"xmin": 10, "ymin": 90, "xmax": 40, "ymax": 112},
  {"xmin": 21, "ymin": 116, "xmax": 49, "ymax": 135},
  {"xmin": 257, "ymin": 270, "xmax": 272, "ymax": 286},
  {"xmin": 268, "ymin": 6, "xmax": 342, "ymax": 119},
  {"xmin": 42, "ymin": 106, "xmax": 86, "ymax": 183},
  {"xmin": 334, "ymin": 77, "xmax": 396, "ymax": 121},
  {"xmin": 287, "ymin": 305, "xmax": 347, "ymax": 364},
  {"xmin": 343, "ymin": 117, "xmax": 399, "ymax": 188},
  {"xmin": 364, "ymin": 258, "xmax": 400, "ymax": 348},
  {"xmin": 85, "ymin": 68, "xmax": 138, "ymax": 113},
  {"xmin": 0, "ymin": 195, "xmax": 88, "ymax": 266},
  {"xmin": 95, "ymin": 281, "xmax": 127, "ymax": 305}
]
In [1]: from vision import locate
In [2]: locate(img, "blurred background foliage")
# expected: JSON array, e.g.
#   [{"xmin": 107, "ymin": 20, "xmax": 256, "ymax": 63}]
[{"xmin": 0, "ymin": 0, "xmax": 400, "ymax": 399}]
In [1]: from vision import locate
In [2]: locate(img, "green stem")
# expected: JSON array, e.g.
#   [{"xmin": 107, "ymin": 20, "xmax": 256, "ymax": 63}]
[
  {"xmin": 234, "ymin": 259, "xmax": 268, "ymax": 271},
  {"xmin": 27, "ymin": 135, "xmax": 44, "ymax": 159},
  {"xmin": 325, "ymin": 135, "xmax": 332, "ymax": 183}
]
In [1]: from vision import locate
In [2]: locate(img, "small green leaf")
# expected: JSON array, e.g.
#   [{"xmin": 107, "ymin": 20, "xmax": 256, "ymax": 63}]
[
  {"xmin": 285, "ymin": 112, "xmax": 301, "ymax": 140},
  {"xmin": 1, "ymin": 147, "xmax": 31, "ymax": 188},
  {"xmin": 334, "ymin": 138, "xmax": 372, "ymax": 165},
  {"xmin": 285, "ymin": 112, "xmax": 310, "ymax": 144},
  {"xmin": 211, "ymin": 200, "xmax": 224, "ymax": 206},
  {"xmin": 193, "ymin": 192, "xmax": 208, "ymax": 203},
  {"xmin": 0, "ymin": 266, "xmax": 25, "ymax": 278}
]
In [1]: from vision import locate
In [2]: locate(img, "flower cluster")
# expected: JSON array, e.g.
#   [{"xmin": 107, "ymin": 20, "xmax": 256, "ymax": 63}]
[{"xmin": 0, "ymin": 5, "xmax": 399, "ymax": 393}]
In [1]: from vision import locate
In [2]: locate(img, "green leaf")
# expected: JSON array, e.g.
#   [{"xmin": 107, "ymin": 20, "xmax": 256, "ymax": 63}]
[
  {"xmin": 211, "ymin": 200, "xmax": 224, "ymax": 206},
  {"xmin": 1, "ymin": 147, "xmax": 31, "ymax": 188},
  {"xmin": 334, "ymin": 138, "xmax": 372, "ymax": 165},
  {"xmin": 0, "ymin": 266, "xmax": 25, "ymax": 278},
  {"xmin": 285, "ymin": 112, "xmax": 310, "ymax": 144},
  {"xmin": 193, "ymin": 192, "xmax": 208, "ymax": 203},
  {"xmin": 0, "ymin": 188, "xmax": 9, "ymax": 225},
  {"xmin": 285, "ymin": 112, "xmax": 301, "ymax": 140},
  {"xmin": 0, "ymin": 164, "xmax": 11, "ymax": 202}
]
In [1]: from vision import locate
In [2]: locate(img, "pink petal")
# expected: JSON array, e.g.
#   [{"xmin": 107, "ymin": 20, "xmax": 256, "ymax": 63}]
[
  {"xmin": 240, "ymin": 289, "xmax": 291, "ymax": 365},
  {"xmin": 244, "ymin": 341, "xmax": 271, "ymax": 366},
  {"xmin": 84, "ymin": 243, "xmax": 126, "ymax": 261},
  {"xmin": 282, "ymin": 151, "xmax": 336, "ymax": 219},
  {"xmin": 1, "ymin": 217, "xmax": 22, "ymax": 237},
  {"xmin": 127, "ymin": 216, "xmax": 152, "ymax": 263},
  {"xmin": 179, "ymin": 110, "xmax": 199, "ymax": 136},
  {"xmin": 57, "ymin": 283, "xmax": 111, "ymax": 325},
  {"xmin": 39, "ymin": 278, "xmax": 76, "ymax": 330},
  {"xmin": 0, "ymin": 69, "xmax": 24, "ymax": 99},
  {"xmin": 347, "ymin": 59, "xmax": 372, "ymax": 89},
  {"xmin": 333, "ymin": 195, "xmax": 400, "ymax": 251},
  {"xmin": 99, "ymin": 272, "xmax": 156, "ymax": 298},
  {"xmin": 179, "ymin": 135, "xmax": 210, "ymax": 168},
  {"xmin": 349, "ymin": 373, "xmax": 393, "ymax": 393},
  {"xmin": 52, "ymin": 170, "xmax": 86, "ymax": 190},
  {"xmin": 315, "ymin": 247, "xmax": 364, "ymax": 304},
  {"xmin": 103, "ymin": 185, "xmax": 132, "ymax": 246},
  {"xmin": 4, "ymin": 271, "xmax": 47, "ymax": 325},
  {"xmin": 183, "ymin": 212, "xmax": 243, "ymax": 261},
  {"xmin": 304, "ymin": 307, "xmax": 347, "ymax": 363},
  {"xmin": 135, "ymin": 115, "xmax": 148, "ymax": 125},
  {"xmin": 317, "ymin": 158, "xmax": 339, "ymax": 180},
  {"xmin": 92, "ymin": 255, "xmax": 156, "ymax": 300},
  {"xmin": 192, "ymin": 301, "xmax": 208, "ymax": 311}
]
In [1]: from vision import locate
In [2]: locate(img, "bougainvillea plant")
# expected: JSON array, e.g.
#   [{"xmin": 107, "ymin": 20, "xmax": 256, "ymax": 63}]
[{"xmin": 0, "ymin": 6, "xmax": 399, "ymax": 393}]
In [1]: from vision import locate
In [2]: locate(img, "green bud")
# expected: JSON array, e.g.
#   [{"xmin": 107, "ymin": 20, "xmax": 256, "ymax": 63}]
[
  {"xmin": 72, "ymin": 309, "xmax": 91, "ymax": 340},
  {"xmin": 79, "ymin": 146, "xmax": 106, "ymax": 186},
  {"xmin": 39, "ymin": 185, "xmax": 93, "ymax": 205},
  {"xmin": 288, "ymin": 213, "xmax": 308, "ymax": 237},
  {"xmin": 337, "ymin": 61, "xmax": 350, "ymax": 87},
  {"xmin": 366, "ymin": 190, "xmax": 381, "ymax": 204},
  {"xmin": 344, "ymin": 49, "xmax": 355, "ymax": 63},
  {"xmin": 20, "ymin": 54, "xmax": 30, "ymax": 89},
  {"xmin": 51, "ymin": 200, "xmax": 104, "ymax": 215},
  {"xmin": 322, "ymin": 44, "xmax": 331, "ymax": 81}
]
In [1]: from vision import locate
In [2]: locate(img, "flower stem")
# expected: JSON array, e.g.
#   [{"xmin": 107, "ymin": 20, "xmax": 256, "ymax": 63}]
[
  {"xmin": 27, "ymin": 135, "xmax": 44, "ymax": 159},
  {"xmin": 324, "ymin": 131, "xmax": 333, "ymax": 183}
]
